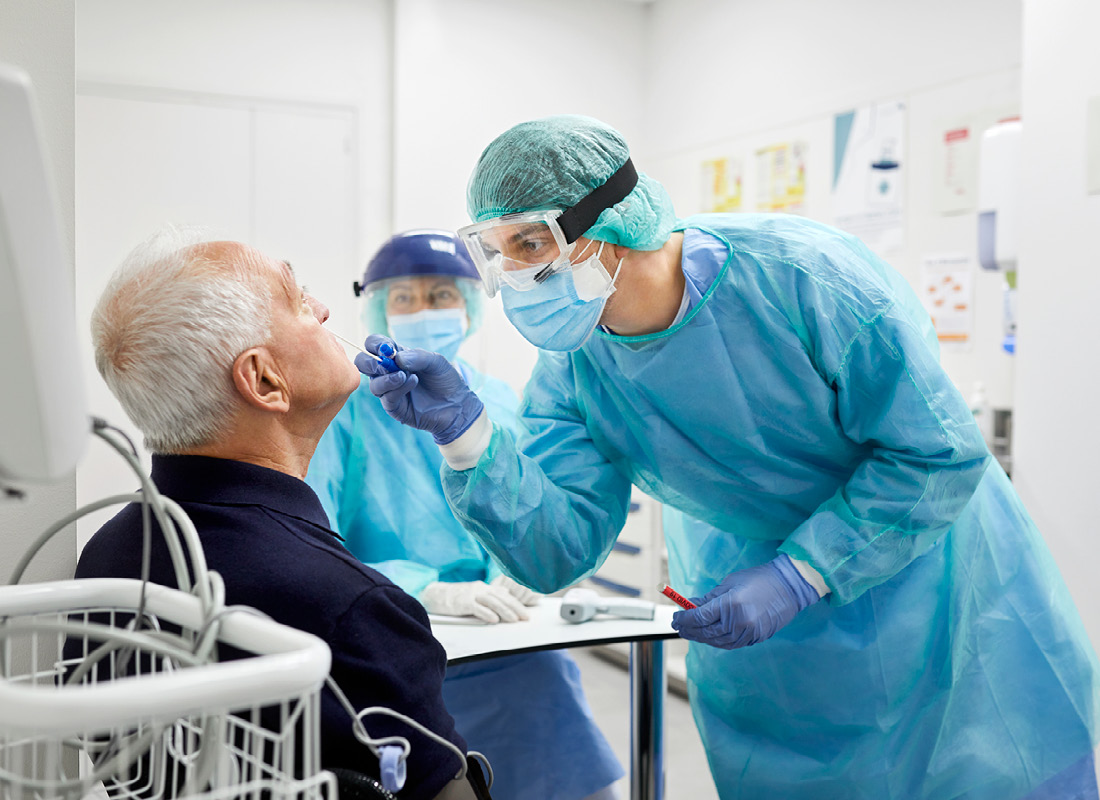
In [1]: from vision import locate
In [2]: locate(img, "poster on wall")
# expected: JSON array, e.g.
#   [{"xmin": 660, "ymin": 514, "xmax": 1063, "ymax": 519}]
[
  {"xmin": 920, "ymin": 252, "xmax": 974, "ymax": 352},
  {"xmin": 935, "ymin": 121, "xmax": 976, "ymax": 214},
  {"xmin": 932, "ymin": 106, "xmax": 1020, "ymax": 215},
  {"xmin": 755, "ymin": 141, "xmax": 806, "ymax": 213},
  {"xmin": 832, "ymin": 100, "xmax": 905, "ymax": 253},
  {"xmin": 700, "ymin": 156, "xmax": 744, "ymax": 212}
]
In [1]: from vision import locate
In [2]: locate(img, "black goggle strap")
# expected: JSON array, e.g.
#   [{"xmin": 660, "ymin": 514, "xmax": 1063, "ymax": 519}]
[{"xmin": 556, "ymin": 158, "xmax": 639, "ymax": 245}]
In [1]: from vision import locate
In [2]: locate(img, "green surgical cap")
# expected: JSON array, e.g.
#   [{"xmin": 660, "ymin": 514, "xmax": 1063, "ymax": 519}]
[{"xmin": 466, "ymin": 114, "xmax": 677, "ymax": 251}]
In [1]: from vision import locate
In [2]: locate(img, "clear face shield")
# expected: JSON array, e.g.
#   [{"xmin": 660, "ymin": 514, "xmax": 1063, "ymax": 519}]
[{"xmin": 458, "ymin": 158, "xmax": 639, "ymax": 299}]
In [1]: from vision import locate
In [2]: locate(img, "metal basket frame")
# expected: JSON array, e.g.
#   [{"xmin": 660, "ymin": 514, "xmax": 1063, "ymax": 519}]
[{"xmin": 0, "ymin": 578, "xmax": 335, "ymax": 800}]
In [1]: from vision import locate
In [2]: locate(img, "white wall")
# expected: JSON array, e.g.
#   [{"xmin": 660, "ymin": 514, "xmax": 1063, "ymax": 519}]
[
  {"xmin": 0, "ymin": 1, "xmax": 77, "ymax": 585},
  {"xmin": 74, "ymin": 0, "xmax": 392, "ymax": 338},
  {"xmin": 642, "ymin": 0, "xmax": 1022, "ymax": 410},
  {"xmin": 76, "ymin": 0, "xmax": 393, "ymax": 253},
  {"xmin": 72, "ymin": 0, "xmax": 650, "ymax": 497},
  {"xmin": 643, "ymin": 0, "xmax": 1022, "ymax": 157},
  {"xmin": 388, "ymin": 0, "xmax": 649, "ymax": 390},
  {"xmin": 74, "ymin": 0, "xmax": 393, "ymax": 543},
  {"xmin": 1014, "ymin": 0, "xmax": 1100, "ymax": 642}
]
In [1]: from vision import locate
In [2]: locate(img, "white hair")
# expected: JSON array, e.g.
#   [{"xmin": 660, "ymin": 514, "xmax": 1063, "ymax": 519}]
[{"xmin": 91, "ymin": 226, "xmax": 274, "ymax": 453}]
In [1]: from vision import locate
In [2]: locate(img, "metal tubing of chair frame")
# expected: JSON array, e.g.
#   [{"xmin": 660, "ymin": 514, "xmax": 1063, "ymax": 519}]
[{"xmin": 629, "ymin": 639, "xmax": 666, "ymax": 800}]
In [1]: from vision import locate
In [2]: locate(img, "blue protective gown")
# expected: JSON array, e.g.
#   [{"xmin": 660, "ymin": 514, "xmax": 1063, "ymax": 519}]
[
  {"xmin": 441, "ymin": 214, "xmax": 1100, "ymax": 799},
  {"xmin": 306, "ymin": 360, "xmax": 624, "ymax": 800}
]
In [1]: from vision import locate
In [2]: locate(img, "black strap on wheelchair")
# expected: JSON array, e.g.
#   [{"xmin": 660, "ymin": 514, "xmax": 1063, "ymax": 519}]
[
  {"xmin": 465, "ymin": 755, "xmax": 494, "ymax": 799},
  {"xmin": 329, "ymin": 767, "xmax": 397, "ymax": 800}
]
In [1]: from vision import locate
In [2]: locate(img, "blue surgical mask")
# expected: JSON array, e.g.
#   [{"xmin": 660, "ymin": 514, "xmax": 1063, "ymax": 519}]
[
  {"xmin": 501, "ymin": 242, "xmax": 622, "ymax": 352},
  {"xmin": 386, "ymin": 307, "xmax": 468, "ymax": 361}
]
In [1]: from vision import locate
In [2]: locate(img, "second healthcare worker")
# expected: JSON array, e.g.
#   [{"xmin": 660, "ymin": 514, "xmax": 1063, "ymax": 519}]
[
  {"xmin": 307, "ymin": 229, "xmax": 623, "ymax": 800},
  {"xmin": 356, "ymin": 115, "xmax": 1100, "ymax": 799}
]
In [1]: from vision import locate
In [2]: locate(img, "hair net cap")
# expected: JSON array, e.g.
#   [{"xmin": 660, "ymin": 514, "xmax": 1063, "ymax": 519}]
[{"xmin": 466, "ymin": 114, "xmax": 677, "ymax": 252}]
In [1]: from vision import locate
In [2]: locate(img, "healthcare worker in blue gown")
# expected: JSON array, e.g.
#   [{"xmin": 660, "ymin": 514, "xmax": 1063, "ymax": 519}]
[
  {"xmin": 306, "ymin": 228, "xmax": 624, "ymax": 800},
  {"xmin": 354, "ymin": 116, "xmax": 1100, "ymax": 800}
]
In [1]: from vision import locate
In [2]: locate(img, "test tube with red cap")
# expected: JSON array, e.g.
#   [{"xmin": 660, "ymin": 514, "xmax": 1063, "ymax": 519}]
[{"xmin": 658, "ymin": 583, "xmax": 697, "ymax": 610}]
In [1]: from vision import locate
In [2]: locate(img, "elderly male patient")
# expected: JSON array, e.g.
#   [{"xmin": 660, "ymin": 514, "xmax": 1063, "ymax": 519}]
[{"xmin": 76, "ymin": 229, "xmax": 491, "ymax": 800}]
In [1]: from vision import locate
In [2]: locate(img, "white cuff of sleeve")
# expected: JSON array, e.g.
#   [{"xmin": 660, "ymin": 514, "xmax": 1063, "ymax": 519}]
[
  {"xmin": 789, "ymin": 556, "xmax": 830, "ymax": 598},
  {"xmin": 438, "ymin": 409, "xmax": 492, "ymax": 471}
]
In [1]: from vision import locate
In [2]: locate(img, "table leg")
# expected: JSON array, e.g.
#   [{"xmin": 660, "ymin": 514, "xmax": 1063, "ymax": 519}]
[{"xmin": 629, "ymin": 639, "xmax": 665, "ymax": 800}]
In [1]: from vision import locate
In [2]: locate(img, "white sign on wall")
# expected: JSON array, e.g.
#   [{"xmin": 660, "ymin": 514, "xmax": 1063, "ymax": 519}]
[
  {"xmin": 832, "ymin": 100, "xmax": 906, "ymax": 254},
  {"xmin": 935, "ymin": 120, "xmax": 978, "ymax": 214},
  {"xmin": 920, "ymin": 252, "xmax": 974, "ymax": 352}
]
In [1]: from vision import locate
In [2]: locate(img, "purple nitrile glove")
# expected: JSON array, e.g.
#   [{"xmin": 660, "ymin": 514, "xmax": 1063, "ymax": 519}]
[
  {"xmin": 670, "ymin": 554, "xmax": 821, "ymax": 650},
  {"xmin": 356, "ymin": 334, "xmax": 484, "ymax": 446}
]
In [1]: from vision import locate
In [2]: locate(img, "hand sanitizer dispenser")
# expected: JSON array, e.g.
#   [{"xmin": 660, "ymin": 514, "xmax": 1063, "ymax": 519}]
[{"xmin": 976, "ymin": 118, "xmax": 1022, "ymax": 272}]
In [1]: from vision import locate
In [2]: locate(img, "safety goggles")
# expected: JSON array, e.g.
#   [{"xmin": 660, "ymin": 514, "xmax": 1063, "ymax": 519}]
[
  {"xmin": 458, "ymin": 210, "xmax": 574, "ymax": 297},
  {"xmin": 458, "ymin": 158, "xmax": 639, "ymax": 298}
]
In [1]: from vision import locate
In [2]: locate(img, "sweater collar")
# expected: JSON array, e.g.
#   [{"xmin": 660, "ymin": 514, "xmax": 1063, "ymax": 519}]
[{"xmin": 150, "ymin": 454, "xmax": 331, "ymax": 530}]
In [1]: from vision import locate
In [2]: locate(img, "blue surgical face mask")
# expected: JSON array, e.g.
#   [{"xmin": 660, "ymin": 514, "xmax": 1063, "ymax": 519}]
[
  {"xmin": 386, "ymin": 307, "xmax": 469, "ymax": 362},
  {"xmin": 501, "ymin": 242, "xmax": 622, "ymax": 352}
]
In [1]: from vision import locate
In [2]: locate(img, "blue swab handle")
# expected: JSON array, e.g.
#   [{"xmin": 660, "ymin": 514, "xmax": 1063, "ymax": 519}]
[
  {"xmin": 378, "ymin": 341, "xmax": 398, "ymax": 372},
  {"xmin": 332, "ymin": 331, "xmax": 399, "ymax": 373}
]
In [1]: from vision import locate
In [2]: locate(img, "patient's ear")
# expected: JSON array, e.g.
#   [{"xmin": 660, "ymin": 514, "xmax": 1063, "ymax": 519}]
[{"xmin": 232, "ymin": 347, "xmax": 290, "ymax": 413}]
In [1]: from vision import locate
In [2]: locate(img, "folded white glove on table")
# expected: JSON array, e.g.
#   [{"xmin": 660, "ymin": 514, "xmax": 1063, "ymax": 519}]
[
  {"xmin": 490, "ymin": 575, "xmax": 541, "ymax": 607},
  {"xmin": 421, "ymin": 580, "xmax": 531, "ymax": 624}
]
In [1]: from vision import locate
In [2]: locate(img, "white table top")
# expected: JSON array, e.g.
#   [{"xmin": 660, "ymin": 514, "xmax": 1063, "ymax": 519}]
[{"xmin": 430, "ymin": 597, "xmax": 679, "ymax": 664}]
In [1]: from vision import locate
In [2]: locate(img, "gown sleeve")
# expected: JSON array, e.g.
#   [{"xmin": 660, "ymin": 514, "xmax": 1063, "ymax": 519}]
[
  {"xmin": 777, "ymin": 240, "xmax": 991, "ymax": 605},
  {"xmin": 442, "ymin": 351, "xmax": 634, "ymax": 594}
]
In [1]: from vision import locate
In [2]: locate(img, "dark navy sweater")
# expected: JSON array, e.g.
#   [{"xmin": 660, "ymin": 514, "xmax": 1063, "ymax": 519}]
[{"xmin": 75, "ymin": 454, "xmax": 466, "ymax": 800}]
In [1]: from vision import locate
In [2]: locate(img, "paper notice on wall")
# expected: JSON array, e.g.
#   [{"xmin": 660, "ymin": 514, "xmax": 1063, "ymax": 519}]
[
  {"xmin": 701, "ymin": 156, "xmax": 744, "ymax": 212},
  {"xmin": 755, "ymin": 141, "xmax": 807, "ymax": 213},
  {"xmin": 920, "ymin": 253, "xmax": 974, "ymax": 351},
  {"xmin": 832, "ymin": 100, "xmax": 905, "ymax": 254},
  {"xmin": 935, "ymin": 121, "xmax": 978, "ymax": 214},
  {"xmin": 933, "ymin": 106, "xmax": 1019, "ymax": 215}
]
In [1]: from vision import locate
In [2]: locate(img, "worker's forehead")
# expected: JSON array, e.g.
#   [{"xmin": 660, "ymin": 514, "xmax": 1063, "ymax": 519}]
[{"xmin": 388, "ymin": 276, "xmax": 459, "ymax": 289}]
